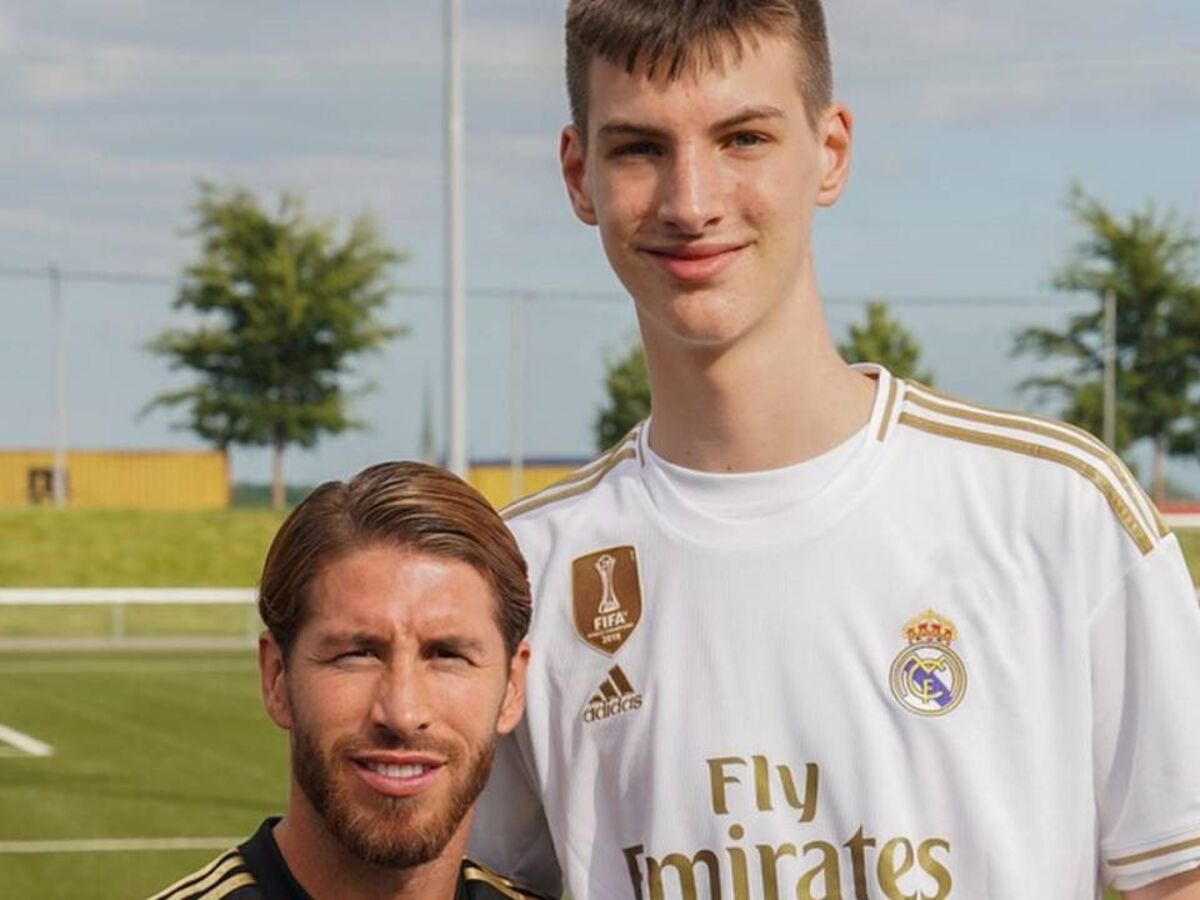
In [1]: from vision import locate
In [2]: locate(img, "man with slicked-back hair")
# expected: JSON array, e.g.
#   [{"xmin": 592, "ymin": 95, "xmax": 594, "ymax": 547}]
[
  {"xmin": 469, "ymin": 2, "xmax": 1200, "ymax": 898},
  {"xmin": 150, "ymin": 462, "xmax": 551, "ymax": 900}
]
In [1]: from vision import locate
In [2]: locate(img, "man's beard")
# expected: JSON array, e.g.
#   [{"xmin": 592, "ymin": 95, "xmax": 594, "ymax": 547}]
[{"xmin": 291, "ymin": 723, "xmax": 496, "ymax": 869}]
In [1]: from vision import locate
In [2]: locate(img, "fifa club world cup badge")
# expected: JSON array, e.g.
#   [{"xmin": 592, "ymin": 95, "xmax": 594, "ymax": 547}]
[
  {"xmin": 572, "ymin": 546, "xmax": 643, "ymax": 655},
  {"xmin": 889, "ymin": 609, "xmax": 967, "ymax": 717}
]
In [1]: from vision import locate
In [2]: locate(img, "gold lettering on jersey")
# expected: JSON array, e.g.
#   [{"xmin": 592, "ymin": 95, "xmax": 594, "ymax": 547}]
[
  {"xmin": 572, "ymin": 545, "xmax": 643, "ymax": 655},
  {"xmin": 707, "ymin": 755, "xmax": 818, "ymax": 822},
  {"xmin": 624, "ymin": 754, "xmax": 953, "ymax": 900}
]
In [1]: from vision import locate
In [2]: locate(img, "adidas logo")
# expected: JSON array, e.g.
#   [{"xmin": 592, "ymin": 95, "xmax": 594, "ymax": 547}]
[{"xmin": 582, "ymin": 665, "xmax": 643, "ymax": 724}]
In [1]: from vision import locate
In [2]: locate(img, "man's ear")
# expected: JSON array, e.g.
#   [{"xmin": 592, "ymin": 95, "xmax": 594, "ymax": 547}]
[
  {"xmin": 259, "ymin": 632, "xmax": 293, "ymax": 730},
  {"xmin": 816, "ymin": 103, "xmax": 853, "ymax": 208},
  {"xmin": 560, "ymin": 125, "xmax": 598, "ymax": 226},
  {"xmin": 496, "ymin": 640, "xmax": 531, "ymax": 736}
]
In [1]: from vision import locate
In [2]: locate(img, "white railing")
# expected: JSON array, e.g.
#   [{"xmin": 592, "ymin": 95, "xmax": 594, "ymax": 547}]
[{"xmin": 0, "ymin": 588, "xmax": 260, "ymax": 647}]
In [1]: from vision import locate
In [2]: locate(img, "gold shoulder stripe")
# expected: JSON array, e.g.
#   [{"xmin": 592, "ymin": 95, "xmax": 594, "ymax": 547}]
[
  {"xmin": 1109, "ymin": 834, "xmax": 1200, "ymax": 867},
  {"xmin": 462, "ymin": 863, "xmax": 551, "ymax": 899},
  {"xmin": 503, "ymin": 445, "xmax": 637, "ymax": 520},
  {"xmin": 205, "ymin": 872, "xmax": 256, "ymax": 899},
  {"xmin": 899, "ymin": 412, "xmax": 1154, "ymax": 555},
  {"xmin": 906, "ymin": 383, "xmax": 1167, "ymax": 540},
  {"xmin": 502, "ymin": 429, "xmax": 640, "ymax": 521},
  {"xmin": 500, "ymin": 424, "xmax": 640, "ymax": 519},
  {"xmin": 148, "ymin": 849, "xmax": 241, "ymax": 900},
  {"xmin": 877, "ymin": 376, "xmax": 900, "ymax": 443}
]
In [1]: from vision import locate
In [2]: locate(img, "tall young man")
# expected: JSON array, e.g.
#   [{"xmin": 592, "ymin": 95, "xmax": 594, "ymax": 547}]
[
  {"xmin": 470, "ymin": 2, "xmax": 1200, "ymax": 898},
  {"xmin": 151, "ymin": 463, "xmax": 549, "ymax": 900}
]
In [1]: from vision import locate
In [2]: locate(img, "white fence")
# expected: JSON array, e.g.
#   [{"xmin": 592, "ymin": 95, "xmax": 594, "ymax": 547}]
[{"xmin": 0, "ymin": 588, "xmax": 259, "ymax": 650}]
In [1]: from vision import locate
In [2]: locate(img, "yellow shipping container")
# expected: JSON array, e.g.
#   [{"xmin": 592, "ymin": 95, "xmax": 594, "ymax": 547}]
[
  {"xmin": 468, "ymin": 460, "xmax": 585, "ymax": 511},
  {"xmin": 0, "ymin": 449, "xmax": 230, "ymax": 509}
]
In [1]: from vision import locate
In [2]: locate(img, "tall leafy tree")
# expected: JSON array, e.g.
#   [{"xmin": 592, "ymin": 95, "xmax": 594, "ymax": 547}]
[
  {"xmin": 1013, "ymin": 183, "xmax": 1200, "ymax": 501},
  {"xmin": 147, "ymin": 183, "xmax": 405, "ymax": 508},
  {"xmin": 595, "ymin": 341, "xmax": 651, "ymax": 451},
  {"xmin": 839, "ymin": 301, "xmax": 935, "ymax": 384}
]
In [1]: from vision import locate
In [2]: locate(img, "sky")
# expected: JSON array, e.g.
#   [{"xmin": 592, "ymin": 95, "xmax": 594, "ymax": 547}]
[{"xmin": 1, "ymin": 0, "xmax": 1198, "ymax": 487}]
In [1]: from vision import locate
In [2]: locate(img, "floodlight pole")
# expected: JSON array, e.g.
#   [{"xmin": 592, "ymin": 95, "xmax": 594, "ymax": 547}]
[
  {"xmin": 444, "ymin": 0, "xmax": 468, "ymax": 477},
  {"xmin": 49, "ymin": 263, "xmax": 67, "ymax": 509},
  {"xmin": 1102, "ymin": 289, "xmax": 1116, "ymax": 449},
  {"xmin": 510, "ymin": 293, "xmax": 526, "ymax": 501}
]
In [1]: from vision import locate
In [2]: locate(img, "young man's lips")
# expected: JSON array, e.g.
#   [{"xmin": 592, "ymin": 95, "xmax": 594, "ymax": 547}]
[
  {"xmin": 350, "ymin": 753, "xmax": 446, "ymax": 798},
  {"xmin": 643, "ymin": 243, "xmax": 746, "ymax": 283}
]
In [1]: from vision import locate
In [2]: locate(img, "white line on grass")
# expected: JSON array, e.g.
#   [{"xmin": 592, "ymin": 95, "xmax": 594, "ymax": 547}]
[
  {"xmin": 0, "ymin": 837, "xmax": 239, "ymax": 854},
  {"xmin": 0, "ymin": 723, "xmax": 54, "ymax": 758}
]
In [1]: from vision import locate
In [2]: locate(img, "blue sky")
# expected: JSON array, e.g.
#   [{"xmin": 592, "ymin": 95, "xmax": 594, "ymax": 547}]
[{"xmin": 1, "ymin": 1, "xmax": 1198, "ymax": 486}]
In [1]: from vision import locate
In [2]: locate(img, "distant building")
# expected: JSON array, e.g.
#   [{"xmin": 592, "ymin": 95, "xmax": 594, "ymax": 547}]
[
  {"xmin": 0, "ymin": 449, "xmax": 229, "ymax": 509},
  {"xmin": 0, "ymin": 450, "xmax": 587, "ymax": 511},
  {"xmin": 468, "ymin": 457, "xmax": 587, "ymax": 510}
]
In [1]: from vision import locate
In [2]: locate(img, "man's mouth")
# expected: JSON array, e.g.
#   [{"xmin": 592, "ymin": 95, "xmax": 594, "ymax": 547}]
[
  {"xmin": 364, "ymin": 762, "xmax": 432, "ymax": 779},
  {"xmin": 642, "ymin": 242, "xmax": 747, "ymax": 283},
  {"xmin": 350, "ymin": 754, "xmax": 446, "ymax": 797}
]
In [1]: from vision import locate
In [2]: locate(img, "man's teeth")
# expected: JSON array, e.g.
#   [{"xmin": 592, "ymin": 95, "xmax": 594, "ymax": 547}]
[{"xmin": 368, "ymin": 762, "xmax": 428, "ymax": 779}]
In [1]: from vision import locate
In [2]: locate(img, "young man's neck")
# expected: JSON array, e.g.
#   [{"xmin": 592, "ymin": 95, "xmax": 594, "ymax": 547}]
[
  {"xmin": 273, "ymin": 792, "xmax": 469, "ymax": 900},
  {"xmin": 642, "ymin": 280, "xmax": 876, "ymax": 473}
]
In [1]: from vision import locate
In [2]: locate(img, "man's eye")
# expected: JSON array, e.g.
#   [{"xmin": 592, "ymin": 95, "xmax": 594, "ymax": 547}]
[
  {"xmin": 334, "ymin": 648, "xmax": 376, "ymax": 662},
  {"xmin": 611, "ymin": 141, "xmax": 660, "ymax": 158},
  {"xmin": 728, "ymin": 132, "xmax": 767, "ymax": 149}
]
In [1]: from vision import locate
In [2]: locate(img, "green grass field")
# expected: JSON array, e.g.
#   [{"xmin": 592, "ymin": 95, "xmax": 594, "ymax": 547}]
[
  {"xmin": 0, "ymin": 509, "xmax": 285, "ymax": 587},
  {"xmin": 0, "ymin": 650, "xmax": 286, "ymax": 900}
]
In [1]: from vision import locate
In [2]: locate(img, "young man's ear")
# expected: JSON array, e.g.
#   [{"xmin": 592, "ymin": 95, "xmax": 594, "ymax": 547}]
[
  {"xmin": 560, "ymin": 125, "xmax": 599, "ymax": 226},
  {"xmin": 496, "ymin": 640, "xmax": 532, "ymax": 736},
  {"xmin": 816, "ymin": 104, "xmax": 853, "ymax": 208},
  {"xmin": 259, "ymin": 632, "xmax": 293, "ymax": 730}
]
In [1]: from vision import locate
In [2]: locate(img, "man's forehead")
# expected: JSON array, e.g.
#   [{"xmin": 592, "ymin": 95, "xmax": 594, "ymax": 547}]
[{"xmin": 586, "ymin": 34, "xmax": 806, "ymax": 128}]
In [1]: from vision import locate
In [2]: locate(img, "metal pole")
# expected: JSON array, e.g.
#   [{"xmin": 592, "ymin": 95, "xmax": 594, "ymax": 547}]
[
  {"xmin": 510, "ymin": 294, "xmax": 526, "ymax": 502},
  {"xmin": 1102, "ymin": 289, "xmax": 1116, "ymax": 448},
  {"xmin": 49, "ymin": 263, "xmax": 67, "ymax": 509},
  {"xmin": 444, "ymin": 0, "xmax": 468, "ymax": 477}
]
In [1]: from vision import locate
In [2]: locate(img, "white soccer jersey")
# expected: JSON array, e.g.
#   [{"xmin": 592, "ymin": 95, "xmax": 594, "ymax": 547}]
[{"xmin": 471, "ymin": 366, "xmax": 1200, "ymax": 899}]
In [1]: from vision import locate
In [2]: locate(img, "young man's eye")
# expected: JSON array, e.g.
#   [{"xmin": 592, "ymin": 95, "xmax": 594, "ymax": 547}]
[
  {"xmin": 611, "ymin": 141, "xmax": 661, "ymax": 158},
  {"xmin": 728, "ymin": 132, "xmax": 768, "ymax": 149}
]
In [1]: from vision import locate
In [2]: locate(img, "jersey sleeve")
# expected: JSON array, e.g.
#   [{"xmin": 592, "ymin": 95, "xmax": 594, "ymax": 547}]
[
  {"xmin": 468, "ymin": 719, "xmax": 562, "ymax": 897},
  {"xmin": 1092, "ymin": 534, "xmax": 1200, "ymax": 891}
]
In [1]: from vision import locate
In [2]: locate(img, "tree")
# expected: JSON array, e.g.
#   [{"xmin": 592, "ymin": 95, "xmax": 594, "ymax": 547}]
[
  {"xmin": 595, "ymin": 341, "xmax": 651, "ymax": 451},
  {"xmin": 146, "ymin": 182, "xmax": 405, "ymax": 509},
  {"xmin": 838, "ymin": 301, "xmax": 935, "ymax": 384},
  {"xmin": 1013, "ymin": 183, "xmax": 1200, "ymax": 501}
]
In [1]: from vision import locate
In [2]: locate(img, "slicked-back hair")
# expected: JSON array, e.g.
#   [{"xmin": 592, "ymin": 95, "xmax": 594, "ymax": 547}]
[
  {"xmin": 566, "ymin": 0, "xmax": 832, "ymax": 132},
  {"xmin": 258, "ymin": 461, "xmax": 531, "ymax": 661}
]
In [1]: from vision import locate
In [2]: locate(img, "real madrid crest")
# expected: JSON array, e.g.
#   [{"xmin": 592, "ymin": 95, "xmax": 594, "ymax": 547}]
[
  {"xmin": 890, "ymin": 609, "xmax": 967, "ymax": 717},
  {"xmin": 572, "ymin": 546, "xmax": 642, "ymax": 655}
]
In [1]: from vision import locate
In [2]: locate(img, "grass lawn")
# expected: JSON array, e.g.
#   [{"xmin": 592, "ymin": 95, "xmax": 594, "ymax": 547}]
[
  {"xmin": 0, "ymin": 650, "xmax": 286, "ymax": 900},
  {"xmin": 0, "ymin": 509, "xmax": 286, "ymax": 587}
]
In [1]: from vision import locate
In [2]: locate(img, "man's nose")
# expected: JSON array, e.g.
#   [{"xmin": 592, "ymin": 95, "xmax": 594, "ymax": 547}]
[
  {"xmin": 370, "ymin": 659, "xmax": 432, "ymax": 736},
  {"xmin": 656, "ymin": 146, "xmax": 724, "ymax": 234}
]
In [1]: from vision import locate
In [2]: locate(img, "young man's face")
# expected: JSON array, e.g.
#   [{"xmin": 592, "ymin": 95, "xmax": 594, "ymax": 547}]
[
  {"xmin": 561, "ymin": 33, "xmax": 851, "ymax": 349},
  {"xmin": 260, "ymin": 545, "xmax": 528, "ymax": 868}
]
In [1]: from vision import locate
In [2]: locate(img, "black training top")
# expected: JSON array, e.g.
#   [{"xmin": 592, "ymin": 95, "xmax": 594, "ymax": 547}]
[{"xmin": 147, "ymin": 818, "xmax": 553, "ymax": 900}]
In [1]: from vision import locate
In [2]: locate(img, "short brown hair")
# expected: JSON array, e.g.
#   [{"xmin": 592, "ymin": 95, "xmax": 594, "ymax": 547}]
[
  {"xmin": 566, "ymin": 0, "xmax": 832, "ymax": 131},
  {"xmin": 258, "ymin": 461, "xmax": 531, "ymax": 660}
]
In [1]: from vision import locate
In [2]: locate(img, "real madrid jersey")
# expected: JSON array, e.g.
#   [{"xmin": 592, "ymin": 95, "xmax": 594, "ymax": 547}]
[{"xmin": 469, "ymin": 366, "xmax": 1200, "ymax": 899}]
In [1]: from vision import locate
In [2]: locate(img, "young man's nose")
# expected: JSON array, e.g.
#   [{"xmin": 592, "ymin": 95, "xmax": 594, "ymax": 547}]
[{"xmin": 656, "ymin": 147, "xmax": 724, "ymax": 234}]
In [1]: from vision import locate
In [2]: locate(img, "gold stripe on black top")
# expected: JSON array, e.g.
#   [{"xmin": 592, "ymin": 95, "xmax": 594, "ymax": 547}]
[{"xmin": 148, "ymin": 850, "xmax": 248, "ymax": 900}]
